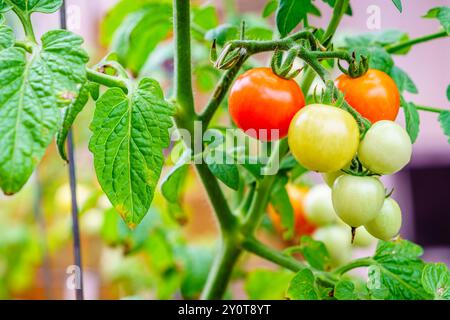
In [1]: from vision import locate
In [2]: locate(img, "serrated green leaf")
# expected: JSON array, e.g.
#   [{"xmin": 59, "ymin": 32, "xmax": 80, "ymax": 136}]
[
  {"xmin": 262, "ymin": 0, "xmax": 277, "ymax": 18},
  {"xmin": 276, "ymin": 0, "xmax": 316, "ymax": 37},
  {"xmin": 56, "ymin": 82, "xmax": 89, "ymax": 161},
  {"xmin": 421, "ymin": 263, "xmax": 450, "ymax": 300},
  {"xmin": 322, "ymin": 0, "xmax": 352, "ymax": 16},
  {"xmin": 344, "ymin": 29, "xmax": 410, "ymax": 55},
  {"xmin": 270, "ymin": 180, "xmax": 294, "ymax": 239},
  {"xmin": 334, "ymin": 280, "xmax": 358, "ymax": 300},
  {"xmin": 0, "ymin": 30, "xmax": 87, "ymax": 194},
  {"xmin": 0, "ymin": 24, "xmax": 13, "ymax": 50},
  {"xmin": 439, "ymin": 110, "xmax": 450, "ymax": 143},
  {"xmin": 390, "ymin": 66, "xmax": 418, "ymax": 94},
  {"xmin": 368, "ymin": 240, "xmax": 432, "ymax": 300},
  {"xmin": 161, "ymin": 150, "xmax": 190, "ymax": 203},
  {"xmin": 298, "ymin": 236, "xmax": 331, "ymax": 271},
  {"xmin": 423, "ymin": 6, "xmax": 450, "ymax": 35},
  {"xmin": 89, "ymin": 78, "xmax": 174, "ymax": 228},
  {"xmin": 391, "ymin": 0, "xmax": 402, "ymax": 13},
  {"xmin": 111, "ymin": 3, "xmax": 172, "ymax": 74},
  {"xmin": 286, "ymin": 268, "xmax": 319, "ymax": 300},
  {"xmin": 402, "ymin": 99, "xmax": 420, "ymax": 143},
  {"xmin": 1, "ymin": 0, "xmax": 62, "ymax": 14},
  {"xmin": 245, "ymin": 269, "xmax": 293, "ymax": 299}
]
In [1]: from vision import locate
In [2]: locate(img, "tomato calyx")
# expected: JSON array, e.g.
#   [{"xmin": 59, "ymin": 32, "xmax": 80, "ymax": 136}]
[
  {"xmin": 270, "ymin": 47, "xmax": 303, "ymax": 80},
  {"xmin": 340, "ymin": 157, "xmax": 380, "ymax": 177},
  {"xmin": 337, "ymin": 51, "xmax": 369, "ymax": 78}
]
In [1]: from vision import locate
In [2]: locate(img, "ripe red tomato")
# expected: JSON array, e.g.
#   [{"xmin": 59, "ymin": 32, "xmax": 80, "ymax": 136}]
[
  {"xmin": 228, "ymin": 68, "xmax": 305, "ymax": 141},
  {"xmin": 335, "ymin": 69, "xmax": 400, "ymax": 123},
  {"xmin": 268, "ymin": 185, "xmax": 316, "ymax": 239}
]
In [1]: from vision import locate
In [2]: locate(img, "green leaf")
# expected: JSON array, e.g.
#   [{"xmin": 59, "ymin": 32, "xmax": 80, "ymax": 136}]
[
  {"xmin": 391, "ymin": 0, "xmax": 402, "ymax": 13},
  {"xmin": 100, "ymin": 0, "xmax": 170, "ymax": 45},
  {"xmin": 0, "ymin": 2, "xmax": 11, "ymax": 13},
  {"xmin": 334, "ymin": 280, "xmax": 359, "ymax": 300},
  {"xmin": 447, "ymin": 84, "xmax": 450, "ymax": 101},
  {"xmin": 439, "ymin": 110, "xmax": 450, "ymax": 143},
  {"xmin": 207, "ymin": 161, "xmax": 240, "ymax": 191},
  {"xmin": 262, "ymin": 0, "xmax": 278, "ymax": 18},
  {"xmin": 276, "ymin": 0, "xmax": 316, "ymax": 37},
  {"xmin": 352, "ymin": 47, "xmax": 394, "ymax": 73},
  {"xmin": 298, "ymin": 236, "xmax": 331, "ymax": 271},
  {"xmin": 0, "ymin": 24, "xmax": 13, "ymax": 50},
  {"xmin": 270, "ymin": 179, "xmax": 294, "ymax": 239},
  {"xmin": 194, "ymin": 64, "xmax": 220, "ymax": 92},
  {"xmin": 192, "ymin": 5, "xmax": 218, "ymax": 31},
  {"xmin": 56, "ymin": 82, "xmax": 90, "ymax": 161},
  {"xmin": 246, "ymin": 26, "xmax": 273, "ymax": 41},
  {"xmin": 389, "ymin": 66, "xmax": 418, "ymax": 94},
  {"xmin": 245, "ymin": 269, "xmax": 293, "ymax": 299},
  {"xmin": 286, "ymin": 268, "xmax": 319, "ymax": 300},
  {"xmin": 402, "ymin": 99, "xmax": 420, "ymax": 143},
  {"xmin": 89, "ymin": 78, "xmax": 174, "ymax": 228},
  {"xmin": 322, "ymin": 0, "xmax": 352, "ymax": 16},
  {"xmin": 1, "ymin": 0, "xmax": 62, "ymax": 14},
  {"xmin": 421, "ymin": 263, "xmax": 450, "ymax": 300},
  {"xmin": 343, "ymin": 29, "xmax": 410, "ymax": 55},
  {"xmin": 180, "ymin": 244, "xmax": 214, "ymax": 299},
  {"xmin": 87, "ymin": 81, "xmax": 100, "ymax": 101},
  {"xmin": 0, "ymin": 30, "xmax": 87, "ymax": 194},
  {"xmin": 368, "ymin": 240, "xmax": 432, "ymax": 300},
  {"xmin": 423, "ymin": 6, "xmax": 450, "ymax": 35},
  {"xmin": 204, "ymin": 24, "xmax": 239, "ymax": 46},
  {"xmin": 161, "ymin": 150, "xmax": 190, "ymax": 203},
  {"xmin": 111, "ymin": 3, "xmax": 172, "ymax": 74}
]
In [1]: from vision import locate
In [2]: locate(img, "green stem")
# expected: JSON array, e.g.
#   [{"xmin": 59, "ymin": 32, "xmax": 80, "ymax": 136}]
[
  {"xmin": 242, "ymin": 237, "xmax": 305, "ymax": 272},
  {"xmin": 173, "ymin": 0, "xmax": 195, "ymax": 119},
  {"xmin": 200, "ymin": 236, "xmax": 242, "ymax": 300},
  {"xmin": 332, "ymin": 257, "xmax": 374, "ymax": 276},
  {"xmin": 195, "ymin": 163, "xmax": 238, "ymax": 233},
  {"xmin": 86, "ymin": 68, "xmax": 129, "ymax": 93},
  {"xmin": 14, "ymin": 40, "xmax": 33, "ymax": 53},
  {"xmin": 9, "ymin": 5, "xmax": 36, "ymax": 42},
  {"xmin": 415, "ymin": 105, "xmax": 448, "ymax": 114},
  {"xmin": 241, "ymin": 139, "xmax": 289, "ymax": 235},
  {"xmin": 385, "ymin": 30, "xmax": 447, "ymax": 54},
  {"xmin": 300, "ymin": 0, "xmax": 349, "ymax": 93}
]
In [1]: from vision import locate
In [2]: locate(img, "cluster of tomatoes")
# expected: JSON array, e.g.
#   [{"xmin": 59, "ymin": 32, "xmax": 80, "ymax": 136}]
[{"xmin": 229, "ymin": 66, "xmax": 411, "ymax": 258}]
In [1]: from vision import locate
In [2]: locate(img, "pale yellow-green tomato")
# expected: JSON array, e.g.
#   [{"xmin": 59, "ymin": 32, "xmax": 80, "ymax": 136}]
[
  {"xmin": 288, "ymin": 104, "xmax": 359, "ymax": 173},
  {"xmin": 358, "ymin": 120, "xmax": 412, "ymax": 175},
  {"xmin": 353, "ymin": 226, "xmax": 377, "ymax": 247},
  {"xmin": 365, "ymin": 198, "xmax": 402, "ymax": 241},
  {"xmin": 313, "ymin": 225, "xmax": 352, "ymax": 266},
  {"xmin": 304, "ymin": 184, "xmax": 337, "ymax": 226},
  {"xmin": 332, "ymin": 175, "xmax": 385, "ymax": 227},
  {"xmin": 321, "ymin": 170, "xmax": 345, "ymax": 187}
]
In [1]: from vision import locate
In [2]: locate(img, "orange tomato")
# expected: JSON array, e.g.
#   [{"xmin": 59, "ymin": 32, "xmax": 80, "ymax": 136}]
[
  {"xmin": 228, "ymin": 68, "xmax": 305, "ymax": 141},
  {"xmin": 335, "ymin": 69, "xmax": 400, "ymax": 123},
  {"xmin": 268, "ymin": 185, "xmax": 316, "ymax": 239}
]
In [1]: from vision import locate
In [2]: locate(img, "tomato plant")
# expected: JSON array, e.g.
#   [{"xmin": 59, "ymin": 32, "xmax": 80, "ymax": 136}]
[{"xmin": 0, "ymin": 0, "xmax": 449, "ymax": 302}]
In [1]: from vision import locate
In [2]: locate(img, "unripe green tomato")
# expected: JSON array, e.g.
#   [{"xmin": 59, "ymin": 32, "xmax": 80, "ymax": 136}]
[
  {"xmin": 365, "ymin": 198, "xmax": 402, "ymax": 241},
  {"xmin": 353, "ymin": 226, "xmax": 377, "ymax": 247},
  {"xmin": 332, "ymin": 175, "xmax": 385, "ymax": 227},
  {"xmin": 358, "ymin": 120, "xmax": 412, "ymax": 174},
  {"xmin": 288, "ymin": 104, "xmax": 359, "ymax": 172},
  {"xmin": 304, "ymin": 184, "xmax": 337, "ymax": 226},
  {"xmin": 321, "ymin": 170, "xmax": 344, "ymax": 187},
  {"xmin": 313, "ymin": 225, "xmax": 351, "ymax": 266}
]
